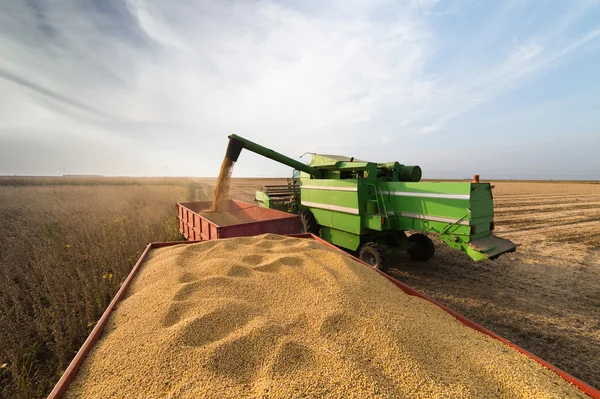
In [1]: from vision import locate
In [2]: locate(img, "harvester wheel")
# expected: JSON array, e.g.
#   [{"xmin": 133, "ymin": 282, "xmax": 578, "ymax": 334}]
[
  {"xmin": 299, "ymin": 209, "xmax": 320, "ymax": 235},
  {"xmin": 359, "ymin": 243, "xmax": 388, "ymax": 272},
  {"xmin": 407, "ymin": 233, "xmax": 435, "ymax": 262}
]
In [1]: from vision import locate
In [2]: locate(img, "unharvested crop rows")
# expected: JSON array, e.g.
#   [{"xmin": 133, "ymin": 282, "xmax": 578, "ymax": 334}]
[{"xmin": 0, "ymin": 182, "xmax": 189, "ymax": 399}]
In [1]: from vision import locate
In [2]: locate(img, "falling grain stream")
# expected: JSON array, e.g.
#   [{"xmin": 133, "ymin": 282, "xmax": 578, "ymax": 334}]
[
  {"xmin": 200, "ymin": 157, "xmax": 254, "ymax": 225},
  {"xmin": 208, "ymin": 157, "xmax": 235, "ymax": 212}
]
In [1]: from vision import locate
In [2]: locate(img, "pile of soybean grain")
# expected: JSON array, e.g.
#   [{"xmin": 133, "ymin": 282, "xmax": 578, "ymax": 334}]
[
  {"xmin": 66, "ymin": 235, "xmax": 588, "ymax": 399},
  {"xmin": 200, "ymin": 209, "xmax": 256, "ymax": 226}
]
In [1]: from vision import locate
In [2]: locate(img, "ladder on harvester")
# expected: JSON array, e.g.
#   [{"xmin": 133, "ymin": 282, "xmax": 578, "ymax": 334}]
[{"xmin": 365, "ymin": 184, "xmax": 396, "ymax": 228}]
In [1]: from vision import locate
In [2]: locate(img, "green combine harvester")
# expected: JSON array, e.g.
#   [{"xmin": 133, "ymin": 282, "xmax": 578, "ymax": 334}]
[{"xmin": 225, "ymin": 134, "xmax": 517, "ymax": 271}]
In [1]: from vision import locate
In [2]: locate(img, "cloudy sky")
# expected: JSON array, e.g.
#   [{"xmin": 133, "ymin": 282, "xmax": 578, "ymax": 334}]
[{"xmin": 1, "ymin": 0, "xmax": 599, "ymax": 178}]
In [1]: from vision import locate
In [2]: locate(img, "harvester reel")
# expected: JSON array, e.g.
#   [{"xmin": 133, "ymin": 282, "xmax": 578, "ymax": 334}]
[
  {"xmin": 407, "ymin": 233, "xmax": 435, "ymax": 262},
  {"xmin": 359, "ymin": 243, "xmax": 389, "ymax": 272},
  {"xmin": 299, "ymin": 209, "xmax": 320, "ymax": 236}
]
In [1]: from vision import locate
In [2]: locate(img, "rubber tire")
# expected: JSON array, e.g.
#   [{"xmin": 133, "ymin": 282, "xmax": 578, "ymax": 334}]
[
  {"xmin": 359, "ymin": 243, "xmax": 389, "ymax": 272},
  {"xmin": 299, "ymin": 209, "xmax": 320, "ymax": 235},
  {"xmin": 407, "ymin": 233, "xmax": 435, "ymax": 262}
]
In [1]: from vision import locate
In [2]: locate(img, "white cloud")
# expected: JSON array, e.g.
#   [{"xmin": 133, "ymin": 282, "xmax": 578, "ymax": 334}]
[
  {"xmin": 127, "ymin": 1, "xmax": 437, "ymax": 139},
  {"xmin": 0, "ymin": 0, "xmax": 598, "ymax": 176},
  {"xmin": 1, "ymin": 1, "xmax": 436, "ymax": 144}
]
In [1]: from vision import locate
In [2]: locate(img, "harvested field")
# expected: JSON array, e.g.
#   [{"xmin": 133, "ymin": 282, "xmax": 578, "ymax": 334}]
[
  {"xmin": 66, "ymin": 235, "xmax": 587, "ymax": 399},
  {"xmin": 196, "ymin": 179, "xmax": 600, "ymax": 390}
]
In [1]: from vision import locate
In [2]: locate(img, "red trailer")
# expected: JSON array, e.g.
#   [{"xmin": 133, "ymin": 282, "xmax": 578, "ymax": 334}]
[
  {"xmin": 177, "ymin": 200, "xmax": 300, "ymax": 240},
  {"xmin": 47, "ymin": 234, "xmax": 600, "ymax": 398}
]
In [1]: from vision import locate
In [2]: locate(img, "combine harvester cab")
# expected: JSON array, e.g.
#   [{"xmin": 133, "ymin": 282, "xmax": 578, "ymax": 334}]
[{"xmin": 227, "ymin": 134, "xmax": 517, "ymax": 270}]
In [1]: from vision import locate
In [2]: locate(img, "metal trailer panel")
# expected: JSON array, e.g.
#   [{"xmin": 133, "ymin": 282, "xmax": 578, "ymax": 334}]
[
  {"xmin": 48, "ymin": 236, "xmax": 600, "ymax": 399},
  {"xmin": 177, "ymin": 200, "xmax": 300, "ymax": 240},
  {"xmin": 218, "ymin": 218, "xmax": 300, "ymax": 238}
]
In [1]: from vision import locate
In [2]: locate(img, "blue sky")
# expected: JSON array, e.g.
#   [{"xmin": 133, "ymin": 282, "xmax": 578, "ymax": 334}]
[{"xmin": 0, "ymin": 0, "xmax": 598, "ymax": 179}]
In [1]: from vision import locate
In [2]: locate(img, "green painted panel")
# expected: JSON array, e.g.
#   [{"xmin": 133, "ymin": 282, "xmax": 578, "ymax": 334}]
[
  {"xmin": 321, "ymin": 227, "xmax": 360, "ymax": 251},
  {"xmin": 380, "ymin": 181, "xmax": 495, "ymax": 231},
  {"xmin": 310, "ymin": 208, "xmax": 361, "ymax": 233},
  {"xmin": 380, "ymin": 183, "xmax": 474, "ymax": 221},
  {"xmin": 471, "ymin": 223, "xmax": 492, "ymax": 236},
  {"xmin": 438, "ymin": 234, "xmax": 488, "ymax": 261},
  {"xmin": 334, "ymin": 213, "xmax": 362, "ymax": 233},
  {"xmin": 302, "ymin": 189, "xmax": 359, "ymax": 209},
  {"xmin": 364, "ymin": 215, "xmax": 384, "ymax": 231},
  {"xmin": 310, "ymin": 208, "xmax": 333, "ymax": 227},
  {"xmin": 301, "ymin": 179, "xmax": 359, "ymax": 189},
  {"xmin": 382, "ymin": 181, "xmax": 472, "ymax": 195},
  {"xmin": 300, "ymin": 178, "xmax": 361, "ymax": 234},
  {"xmin": 365, "ymin": 201, "xmax": 378, "ymax": 215},
  {"xmin": 470, "ymin": 184, "xmax": 493, "ymax": 200},
  {"xmin": 395, "ymin": 217, "xmax": 470, "ymax": 235},
  {"xmin": 390, "ymin": 197, "xmax": 472, "ymax": 220},
  {"xmin": 470, "ymin": 200, "xmax": 493, "ymax": 218},
  {"xmin": 300, "ymin": 179, "xmax": 359, "ymax": 210}
]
